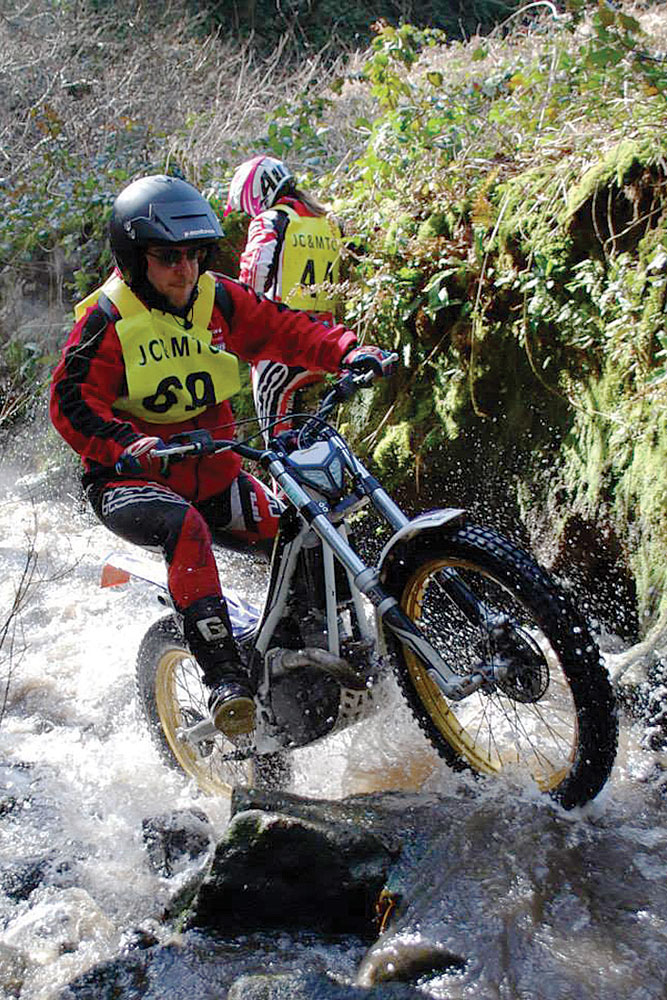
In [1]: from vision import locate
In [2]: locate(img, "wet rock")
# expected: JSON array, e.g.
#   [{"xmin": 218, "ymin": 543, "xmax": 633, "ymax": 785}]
[
  {"xmin": 0, "ymin": 941, "xmax": 26, "ymax": 997},
  {"xmin": 56, "ymin": 953, "xmax": 151, "ymax": 999},
  {"xmin": 54, "ymin": 791, "xmax": 431, "ymax": 997},
  {"xmin": 49, "ymin": 780, "xmax": 667, "ymax": 1000},
  {"xmin": 119, "ymin": 926, "xmax": 161, "ymax": 951},
  {"xmin": 229, "ymin": 787, "xmax": 431, "ymax": 853},
  {"xmin": 56, "ymin": 930, "xmax": 369, "ymax": 999},
  {"xmin": 356, "ymin": 933, "xmax": 466, "ymax": 985},
  {"xmin": 0, "ymin": 761, "xmax": 35, "ymax": 816},
  {"xmin": 183, "ymin": 803, "xmax": 399, "ymax": 937},
  {"xmin": 1, "ymin": 854, "xmax": 58, "ymax": 902},
  {"xmin": 355, "ymin": 785, "xmax": 667, "ymax": 999},
  {"xmin": 0, "ymin": 886, "xmax": 121, "ymax": 967},
  {"xmin": 227, "ymin": 969, "xmax": 424, "ymax": 998},
  {"xmin": 142, "ymin": 807, "xmax": 213, "ymax": 877},
  {"xmin": 222, "ymin": 788, "xmax": 458, "ymax": 937},
  {"xmin": 0, "ymin": 762, "xmax": 80, "ymax": 903}
]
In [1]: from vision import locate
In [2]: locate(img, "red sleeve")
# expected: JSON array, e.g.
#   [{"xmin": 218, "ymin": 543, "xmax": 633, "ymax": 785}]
[
  {"xmin": 49, "ymin": 306, "xmax": 142, "ymax": 468},
  {"xmin": 238, "ymin": 214, "xmax": 279, "ymax": 295},
  {"xmin": 213, "ymin": 277, "xmax": 357, "ymax": 371}
]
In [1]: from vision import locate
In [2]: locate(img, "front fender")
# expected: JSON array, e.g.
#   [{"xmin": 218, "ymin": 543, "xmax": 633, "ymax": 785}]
[
  {"xmin": 377, "ymin": 508, "xmax": 467, "ymax": 585},
  {"xmin": 373, "ymin": 508, "xmax": 466, "ymax": 656}
]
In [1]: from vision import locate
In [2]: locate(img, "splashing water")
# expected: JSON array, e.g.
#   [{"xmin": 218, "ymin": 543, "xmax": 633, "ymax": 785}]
[
  {"xmin": 0, "ymin": 470, "xmax": 436, "ymax": 996},
  {"xmin": 0, "ymin": 460, "xmax": 664, "ymax": 999}
]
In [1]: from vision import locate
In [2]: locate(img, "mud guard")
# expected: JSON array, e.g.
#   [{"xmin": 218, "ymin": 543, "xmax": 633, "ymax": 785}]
[
  {"xmin": 374, "ymin": 509, "xmax": 467, "ymax": 653},
  {"xmin": 101, "ymin": 551, "xmax": 168, "ymax": 591},
  {"xmin": 100, "ymin": 550, "xmax": 260, "ymax": 636},
  {"xmin": 377, "ymin": 508, "xmax": 467, "ymax": 578}
]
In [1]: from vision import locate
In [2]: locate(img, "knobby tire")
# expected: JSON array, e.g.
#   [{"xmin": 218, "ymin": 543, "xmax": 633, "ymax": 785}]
[{"xmin": 385, "ymin": 524, "xmax": 618, "ymax": 809}]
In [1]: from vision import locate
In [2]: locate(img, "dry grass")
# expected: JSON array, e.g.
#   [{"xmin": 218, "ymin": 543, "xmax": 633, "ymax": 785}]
[
  {"xmin": 410, "ymin": 2, "xmax": 667, "ymax": 181},
  {"xmin": 0, "ymin": 0, "xmax": 364, "ymax": 192}
]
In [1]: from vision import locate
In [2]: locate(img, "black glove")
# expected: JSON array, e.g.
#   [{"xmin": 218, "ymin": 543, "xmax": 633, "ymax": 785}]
[{"xmin": 341, "ymin": 345, "xmax": 395, "ymax": 378}]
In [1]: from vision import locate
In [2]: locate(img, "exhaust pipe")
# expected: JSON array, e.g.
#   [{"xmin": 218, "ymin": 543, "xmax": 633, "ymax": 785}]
[{"xmin": 276, "ymin": 647, "xmax": 371, "ymax": 690}]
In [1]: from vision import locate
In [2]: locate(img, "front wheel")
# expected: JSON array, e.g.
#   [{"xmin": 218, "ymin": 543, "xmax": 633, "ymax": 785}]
[
  {"xmin": 384, "ymin": 524, "xmax": 618, "ymax": 809},
  {"xmin": 135, "ymin": 615, "xmax": 290, "ymax": 797}
]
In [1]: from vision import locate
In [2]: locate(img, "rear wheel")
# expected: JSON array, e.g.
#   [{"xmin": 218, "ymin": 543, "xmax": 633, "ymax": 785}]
[
  {"xmin": 135, "ymin": 615, "xmax": 290, "ymax": 797},
  {"xmin": 384, "ymin": 524, "xmax": 618, "ymax": 809}
]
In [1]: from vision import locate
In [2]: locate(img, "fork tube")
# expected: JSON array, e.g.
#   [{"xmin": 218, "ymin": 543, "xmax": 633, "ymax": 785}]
[
  {"xmin": 346, "ymin": 455, "xmax": 409, "ymax": 530},
  {"xmin": 268, "ymin": 460, "xmax": 369, "ymax": 581},
  {"xmin": 322, "ymin": 543, "xmax": 339, "ymax": 656},
  {"xmin": 370, "ymin": 488, "xmax": 410, "ymax": 531},
  {"xmin": 268, "ymin": 461, "xmax": 471, "ymax": 698},
  {"xmin": 348, "ymin": 455, "xmax": 489, "ymax": 627}
]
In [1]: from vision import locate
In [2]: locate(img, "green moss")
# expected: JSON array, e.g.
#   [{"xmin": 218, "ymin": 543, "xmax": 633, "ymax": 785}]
[
  {"xmin": 613, "ymin": 407, "xmax": 667, "ymax": 620},
  {"xmin": 553, "ymin": 368, "xmax": 667, "ymax": 621},
  {"xmin": 384, "ymin": 212, "xmax": 418, "ymax": 256},
  {"xmin": 372, "ymin": 421, "xmax": 415, "ymax": 488},
  {"xmin": 432, "ymin": 367, "xmax": 472, "ymax": 439},
  {"xmin": 564, "ymin": 139, "xmax": 659, "ymax": 218},
  {"xmin": 417, "ymin": 211, "xmax": 453, "ymax": 240}
]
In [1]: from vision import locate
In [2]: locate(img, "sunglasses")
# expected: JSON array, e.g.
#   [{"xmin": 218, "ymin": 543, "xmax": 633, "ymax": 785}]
[{"xmin": 145, "ymin": 246, "xmax": 210, "ymax": 267}]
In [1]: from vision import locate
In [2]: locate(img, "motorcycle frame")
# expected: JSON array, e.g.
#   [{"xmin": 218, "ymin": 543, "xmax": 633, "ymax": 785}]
[
  {"xmin": 247, "ymin": 440, "xmax": 493, "ymax": 705},
  {"xmin": 177, "ymin": 436, "xmax": 493, "ymax": 754},
  {"xmin": 107, "ymin": 369, "xmax": 507, "ymax": 752}
]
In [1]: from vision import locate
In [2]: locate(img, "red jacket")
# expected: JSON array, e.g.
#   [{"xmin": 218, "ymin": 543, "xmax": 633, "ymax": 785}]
[{"xmin": 50, "ymin": 273, "xmax": 356, "ymax": 501}]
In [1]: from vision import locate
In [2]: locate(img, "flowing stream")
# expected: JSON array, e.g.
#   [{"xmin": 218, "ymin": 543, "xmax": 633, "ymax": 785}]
[{"xmin": 0, "ymin": 438, "xmax": 665, "ymax": 999}]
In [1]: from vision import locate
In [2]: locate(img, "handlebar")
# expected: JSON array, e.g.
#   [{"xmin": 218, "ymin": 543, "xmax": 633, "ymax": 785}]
[
  {"xmin": 312, "ymin": 350, "xmax": 398, "ymax": 418},
  {"xmin": 151, "ymin": 352, "xmax": 399, "ymax": 463}
]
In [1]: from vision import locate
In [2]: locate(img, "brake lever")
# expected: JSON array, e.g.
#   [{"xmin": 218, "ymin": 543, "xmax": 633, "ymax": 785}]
[
  {"xmin": 153, "ymin": 431, "xmax": 221, "ymax": 460},
  {"xmin": 333, "ymin": 372, "xmax": 360, "ymax": 400}
]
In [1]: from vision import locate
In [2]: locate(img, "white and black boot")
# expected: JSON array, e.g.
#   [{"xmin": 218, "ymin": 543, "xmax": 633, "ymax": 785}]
[{"xmin": 182, "ymin": 596, "xmax": 256, "ymax": 738}]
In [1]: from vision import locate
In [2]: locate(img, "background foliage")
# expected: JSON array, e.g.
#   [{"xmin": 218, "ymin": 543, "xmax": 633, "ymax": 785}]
[
  {"xmin": 2, "ymin": 0, "xmax": 667, "ymax": 637},
  {"xmin": 196, "ymin": 0, "xmax": 522, "ymax": 54}
]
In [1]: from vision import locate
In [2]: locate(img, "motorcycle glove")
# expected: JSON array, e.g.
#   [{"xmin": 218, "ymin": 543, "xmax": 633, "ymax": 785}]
[
  {"xmin": 341, "ymin": 345, "xmax": 395, "ymax": 378},
  {"xmin": 115, "ymin": 436, "xmax": 167, "ymax": 476}
]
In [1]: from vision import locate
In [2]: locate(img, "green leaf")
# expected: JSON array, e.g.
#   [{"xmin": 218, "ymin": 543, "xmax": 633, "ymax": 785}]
[
  {"xmin": 587, "ymin": 45, "xmax": 622, "ymax": 67},
  {"xmin": 597, "ymin": 4, "xmax": 616, "ymax": 28},
  {"xmin": 617, "ymin": 12, "xmax": 640, "ymax": 33}
]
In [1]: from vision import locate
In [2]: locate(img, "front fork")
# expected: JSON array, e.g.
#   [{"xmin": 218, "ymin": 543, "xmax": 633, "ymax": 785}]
[{"xmin": 268, "ymin": 459, "xmax": 498, "ymax": 702}]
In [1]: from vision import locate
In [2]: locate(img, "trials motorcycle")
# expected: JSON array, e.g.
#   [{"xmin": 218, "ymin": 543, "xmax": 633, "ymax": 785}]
[{"xmin": 102, "ymin": 358, "xmax": 618, "ymax": 809}]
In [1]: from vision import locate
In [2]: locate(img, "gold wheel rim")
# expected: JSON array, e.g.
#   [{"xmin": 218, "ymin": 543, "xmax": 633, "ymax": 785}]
[
  {"xmin": 401, "ymin": 558, "xmax": 577, "ymax": 791},
  {"xmin": 154, "ymin": 647, "xmax": 251, "ymax": 797}
]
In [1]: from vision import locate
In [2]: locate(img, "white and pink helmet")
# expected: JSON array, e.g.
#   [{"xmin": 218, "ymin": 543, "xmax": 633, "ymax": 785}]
[{"xmin": 224, "ymin": 155, "xmax": 293, "ymax": 218}]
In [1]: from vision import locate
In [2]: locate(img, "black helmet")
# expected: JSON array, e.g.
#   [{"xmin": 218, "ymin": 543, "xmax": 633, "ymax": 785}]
[{"xmin": 109, "ymin": 174, "xmax": 224, "ymax": 287}]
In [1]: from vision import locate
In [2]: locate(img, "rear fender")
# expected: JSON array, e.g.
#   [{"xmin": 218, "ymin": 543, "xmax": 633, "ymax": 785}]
[
  {"xmin": 100, "ymin": 551, "xmax": 168, "ymax": 592},
  {"xmin": 100, "ymin": 551, "xmax": 261, "ymax": 635}
]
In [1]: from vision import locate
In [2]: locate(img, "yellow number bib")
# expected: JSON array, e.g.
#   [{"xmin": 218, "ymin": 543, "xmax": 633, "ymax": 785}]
[
  {"xmin": 75, "ymin": 272, "xmax": 240, "ymax": 424},
  {"xmin": 279, "ymin": 207, "xmax": 341, "ymax": 313}
]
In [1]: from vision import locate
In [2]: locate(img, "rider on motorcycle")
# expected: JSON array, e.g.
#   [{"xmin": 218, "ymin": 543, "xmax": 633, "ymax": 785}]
[{"xmin": 49, "ymin": 174, "xmax": 389, "ymax": 740}]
